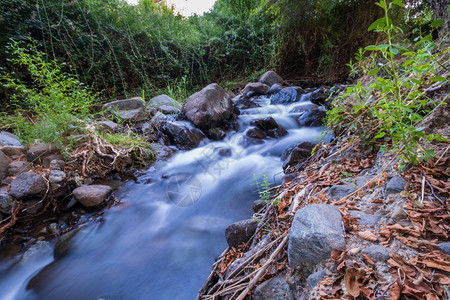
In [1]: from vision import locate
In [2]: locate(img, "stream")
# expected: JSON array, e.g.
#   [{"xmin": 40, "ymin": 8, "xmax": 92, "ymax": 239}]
[{"xmin": 0, "ymin": 93, "xmax": 328, "ymax": 300}]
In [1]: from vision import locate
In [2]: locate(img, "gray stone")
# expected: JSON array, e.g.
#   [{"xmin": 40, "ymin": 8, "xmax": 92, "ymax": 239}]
[
  {"xmin": 386, "ymin": 176, "xmax": 406, "ymax": 195},
  {"xmin": 349, "ymin": 210, "xmax": 381, "ymax": 227},
  {"xmin": 22, "ymin": 199, "xmax": 45, "ymax": 214},
  {"xmin": 0, "ymin": 192, "xmax": 15, "ymax": 214},
  {"xmin": 102, "ymin": 97, "xmax": 145, "ymax": 111},
  {"xmin": 7, "ymin": 161, "xmax": 33, "ymax": 177},
  {"xmin": 163, "ymin": 121, "xmax": 206, "ymax": 150},
  {"xmin": 148, "ymin": 95, "xmax": 181, "ymax": 115},
  {"xmin": 49, "ymin": 159, "xmax": 65, "ymax": 171},
  {"xmin": 282, "ymin": 141, "xmax": 316, "ymax": 170},
  {"xmin": 361, "ymin": 245, "xmax": 390, "ymax": 261},
  {"xmin": 206, "ymin": 127, "xmax": 226, "ymax": 140},
  {"xmin": 49, "ymin": 170, "xmax": 66, "ymax": 184},
  {"xmin": 225, "ymin": 219, "xmax": 258, "ymax": 248},
  {"xmin": 253, "ymin": 200, "xmax": 266, "ymax": 212},
  {"xmin": 0, "ymin": 146, "xmax": 25, "ymax": 157},
  {"xmin": 0, "ymin": 150, "xmax": 10, "ymax": 181},
  {"xmin": 289, "ymin": 103, "xmax": 320, "ymax": 113},
  {"xmin": 437, "ymin": 242, "xmax": 450, "ymax": 255},
  {"xmin": 184, "ymin": 83, "xmax": 234, "ymax": 130},
  {"xmin": 73, "ymin": 185, "xmax": 112, "ymax": 207},
  {"xmin": 297, "ymin": 110, "xmax": 327, "ymax": 127},
  {"xmin": 253, "ymin": 276, "xmax": 294, "ymax": 300},
  {"xmin": 271, "ymin": 87, "xmax": 302, "ymax": 104},
  {"xmin": 267, "ymin": 83, "xmax": 283, "ymax": 95},
  {"xmin": 42, "ymin": 154, "xmax": 63, "ymax": 168},
  {"xmin": 0, "ymin": 132, "xmax": 22, "ymax": 147},
  {"xmin": 259, "ymin": 71, "xmax": 284, "ymax": 87},
  {"xmin": 240, "ymin": 82, "xmax": 270, "ymax": 97},
  {"xmin": 327, "ymin": 176, "xmax": 371, "ymax": 201},
  {"xmin": 246, "ymin": 127, "xmax": 266, "ymax": 139},
  {"xmin": 307, "ymin": 269, "xmax": 327, "ymax": 288},
  {"xmin": 116, "ymin": 108, "xmax": 148, "ymax": 122},
  {"xmin": 26, "ymin": 143, "xmax": 60, "ymax": 163},
  {"xmin": 54, "ymin": 230, "xmax": 80, "ymax": 259},
  {"xmin": 288, "ymin": 204, "xmax": 345, "ymax": 277},
  {"xmin": 98, "ymin": 121, "xmax": 118, "ymax": 133},
  {"xmin": 10, "ymin": 172, "xmax": 46, "ymax": 200},
  {"xmin": 251, "ymin": 117, "xmax": 288, "ymax": 138}
]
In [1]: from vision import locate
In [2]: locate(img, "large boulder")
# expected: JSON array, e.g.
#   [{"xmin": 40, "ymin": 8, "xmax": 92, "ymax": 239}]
[
  {"xmin": 98, "ymin": 121, "xmax": 118, "ymax": 134},
  {"xmin": 239, "ymin": 82, "xmax": 270, "ymax": 98},
  {"xmin": 7, "ymin": 161, "xmax": 33, "ymax": 177},
  {"xmin": 0, "ymin": 146, "xmax": 25, "ymax": 157},
  {"xmin": 163, "ymin": 121, "xmax": 206, "ymax": 150},
  {"xmin": 10, "ymin": 172, "xmax": 47, "ymax": 200},
  {"xmin": 184, "ymin": 83, "xmax": 234, "ymax": 131},
  {"xmin": 26, "ymin": 143, "xmax": 61, "ymax": 164},
  {"xmin": 271, "ymin": 87, "xmax": 303, "ymax": 104},
  {"xmin": 282, "ymin": 141, "xmax": 316, "ymax": 170},
  {"xmin": 72, "ymin": 185, "xmax": 112, "ymax": 207},
  {"xmin": 0, "ymin": 132, "xmax": 22, "ymax": 147},
  {"xmin": 259, "ymin": 71, "xmax": 283, "ymax": 87},
  {"xmin": 0, "ymin": 150, "xmax": 10, "ymax": 181},
  {"xmin": 251, "ymin": 117, "xmax": 288, "ymax": 138},
  {"xmin": 253, "ymin": 276, "xmax": 294, "ymax": 300},
  {"xmin": 147, "ymin": 94, "xmax": 181, "ymax": 115},
  {"xmin": 225, "ymin": 219, "xmax": 258, "ymax": 248},
  {"xmin": 297, "ymin": 110, "xmax": 327, "ymax": 127},
  {"xmin": 288, "ymin": 204, "xmax": 345, "ymax": 277},
  {"xmin": 103, "ymin": 97, "xmax": 148, "ymax": 122}
]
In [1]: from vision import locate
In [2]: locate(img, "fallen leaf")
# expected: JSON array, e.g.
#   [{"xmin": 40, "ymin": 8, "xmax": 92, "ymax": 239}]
[
  {"xmin": 361, "ymin": 253, "xmax": 374, "ymax": 265},
  {"xmin": 389, "ymin": 281, "xmax": 401, "ymax": 300},
  {"xmin": 344, "ymin": 268, "xmax": 362, "ymax": 298},
  {"xmin": 358, "ymin": 230, "xmax": 378, "ymax": 242}
]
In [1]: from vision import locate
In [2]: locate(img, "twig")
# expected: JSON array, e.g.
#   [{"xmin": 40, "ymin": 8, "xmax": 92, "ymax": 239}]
[{"xmin": 424, "ymin": 178, "xmax": 445, "ymax": 205}]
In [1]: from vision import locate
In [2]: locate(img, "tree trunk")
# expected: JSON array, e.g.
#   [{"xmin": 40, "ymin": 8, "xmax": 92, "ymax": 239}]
[{"xmin": 428, "ymin": 0, "xmax": 450, "ymax": 36}]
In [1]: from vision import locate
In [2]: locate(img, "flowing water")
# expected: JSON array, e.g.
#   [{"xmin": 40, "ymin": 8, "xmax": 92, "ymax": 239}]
[{"xmin": 0, "ymin": 94, "xmax": 328, "ymax": 300}]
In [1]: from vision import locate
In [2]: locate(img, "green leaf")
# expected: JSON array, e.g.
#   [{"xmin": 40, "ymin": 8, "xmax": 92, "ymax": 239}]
[
  {"xmin": 391, "ymin": 0, "xmax": 404, "ymax": 7},
  {"xmin": 375, "ymin": 131, "xmax": 386, "ymax": 139},
  {"xmin": 410, "ymin": 78, "xmax": 421, "ymax": 85},
  {"xmin": 365, "ymin": 45, "xmax": 378, "ymax": 51},
  {"xmin": 390, "ymin": 47, "xmax": 399, "ymax": 55},
  {"xmin": 415, "ymin": 127, "xmax": 425, "ymax": 132},
  {"xmin": 376, "ymin": 44, "xmax": 390, "ymax": 50},
  {"xmin": 368, "ymin": 68, "xmax": 380, "ymax": 76},
  {"xmin": 431, "ymin": 19, "xmax": 443, "ymax": 28},
  {"xmin": 430, "ymin": 76, "xmax": 447, "ymax": 82},
  {"xmin": 368, "ymin": 17, "xmax": 387, "ymax": 31}
]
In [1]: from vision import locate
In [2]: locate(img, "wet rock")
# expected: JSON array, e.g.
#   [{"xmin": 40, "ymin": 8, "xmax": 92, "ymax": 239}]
[
  {"xmin": 7, "ymin": 161, "xmax": 33, "ymax": 177},
  {"xmin": 267, "ymin": 83, "xmax": 283, "ymax": 95},
  {"xmin": 0, "ymin": 132, "xmax": 22, "ymax": 147},
  {"xmin": 23, "ymin": 199, "xmax": 45, "ymax": 214},
  {"xmin": 437, "ymin": 242, "xmax": 450, "ymax": 255},
  {"xmin": 98, "ymin": 121, "xmax": 118, "ymax": 133},
  {"xmin": 217, "ymin": 148, "xmax": 232, "ymax": 157},
  {"xmin": 349, "ymin": 210, "xmax": 381, "ymax": 227},
  {"xmin": 253, "ymin": 276, "xmax": 294, "ymax": 300},
  {"xmin": 282, "ymin": 173, "xmax": 297, "ymax": 185},
  {"xmin": 246, "ymin": 127, "xmax": 266, "ymax": 139},
  {"xmin": 147, "ymin": 94, "xmax": 181, "ymax": 115},
  {"xmin": 10, "ymin": 172, "xmax": 46, "ymax": 200},
  {"xmin": 0, "ymin": 146, "xmax": 25, "ymax": 157},
  {"xmin": 26, "ymin": 143, "xmax": 61, "ymax": 164},
  {"xmin": 253, "ymin": 200, "xmax": 266, "ymax": 212},
  {"xmin": 385, "ymin": 176, "xmax": 406, "ymax": 195},
  {"xmin": 225, "ymin": 219, "xmax": 258, "ymax": 248},
  {"xmin": 297, "ymin": 110, "xmax": 327, "ymax": 127},
  {"xmin": 259, "ymin": 71, "xmax": 283, "ymax": 87},
  {"xmin": 153, "ymin": 144, "xmax": 176, "ymax": 161},
  {"xmin": 271, "ymin": 87, "xmax": 302, "ymax": 104},
  {"xmin": 361, "ymin": 245, "xmax": 390, "ymax": 261},
  {"xmin": 309, "ymin": 88, "xmax": 330, "ymax": 106},
  {"xmin": 184, "ymin": 83, "xmax": 234, "ymax": 131},
  {"xmin": 0, "ymin": 150, "xmax": 10, "ymax": 181},
  {"xmin": 72, "ymin": 185, "xmax": 112, "ymax": 207},
  {"xmin": 49, "ymin": 170, "xmax": 66, "ymax": 184},
  {"xmin": 206, "ymin": 127, "xmax": 226, "ymax": 140},
  {"xmin": 251, "ymin": 117, "xmax": 287, "ymax": 138},
  {"xmin": 42, "ymin": 154, "xmax": 63, "ymax": 168},
  {"xmin": 282, "ymin": 141, "xmax": 316, "ymax": 170},
  {"xmin": 289, "ymin": 103, "xmax": 319, "ymax": 113},
  {"xmin": 103, "ymin": 97, "xmax": 145, "ymax": 111},
  {"xmin": 163, "ymin": 121, "xmax": 206, "ymax": 150},
  {"xmin": 307, "ymin": 269, "xmax": 327, "ymax": 288},
  {"xmin": 288, "ymin": 204, "xmax": 345, "ymax": 277},
  {"xmin": 49, "ymin": 159, "xmax": 65, "ymax": 171},
  {"xmin": 240, "ymin": 82, "xmax": 270, "ymax": 98},
  {"xmin": 54, "ymin": 230, "xmax": 80, "ymax": 259},
  {"xmin": 326, "ymin": 176, "xmax": 371, "ymax": 201},
  {"xmin": 0, "ymin": 191, "xmax": 15, "ymax": 214},
  {"xmin": 233, "ymin": 97, "xmax": 261, "ymax": 109}
]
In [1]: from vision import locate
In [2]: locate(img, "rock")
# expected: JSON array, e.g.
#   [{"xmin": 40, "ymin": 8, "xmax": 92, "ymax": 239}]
[
  {"xmin": 225, "ymin": 219, "xmax": 258, "ymax": 248},
  {"xmin": 22, "ymin": 199, "xmax": 44, "ymax": 214},
  {"xmin": 49, "ymin": 170, "xmax": 66, "ymax": 184},
  {"xmin": 0, "ymin": 146, "xmax": 25, "ymax": 157},
  {"xmin": 349, "ymin": 210, "xmax": 381, "ymax": 227},
  {"xmin": 420, "ymin": 104, "xmax": 450, "ymax": 138},
  {"xmin": 361, "ymin": 245, "xmax": 390, "ymax": 261},
  {"xmin": 326, "ymin": 176, "xmax": 371, "ymax": 201},
  {"xmin": 217, "ymin": 147, "xmax": 232, "ymax": 157},
  {"xmin": 184, "ymin": 83, "xmax": 234, "ymax": 130},
  {"xmin": 0, "ymin": 150, "xmax": 10, "ymax": 181},
  {"xmin": 251, "ymin": 117, "xmax": 288, "ymax": 138},
  {"xmin": 259, "ymin": 71, "xmax": 283, "ymax": 87},
  {"xmin": 98, "ymin": 121, "xmax": 118, "ymax": 133},
  {"xmin": 309, "ymin": 88, "xmax": 330, "ymax": 106},
  {"xmin": 26, "ymin": 143, "xmax": 60, "ymax": 164},
  {"xmin": 282, "ymin": 173, "xmax": 297, "ymax": 186},
  {"xmin": 271, "ymin": 87, "xmax": 302, "ymax": 104},
  {"xmin": 163, "ymin": 121, "xmax": 206, "ymax": 150},
  {"xmin": 42, "ymin": 154, "xmax": 63, "ymax": 168},
  {"xmin": 206, "ymin": 127, "xmax": 226, "ymax": 140},
  {"xmin": 297, "ymin": 110, "xmax": 327, "ymax": 127},
  {"xmin": 49, "ymin": 159, "xmax": 65, "ymax": 170},
  {"xmin": 10, "ymin": 172, "xmax": 46, "ymax": 200},
  {"xmin": 7, "ymin": 161, "xmax": 33, "ymax": 177},
  {"xmin": 54, "ymin": 230, "xmax": 80, "ymax": 259},
  {"xmin": 386, "ymin": 176, "xmax": 406, "ymax": 195},
  {"xmin": 289, "ymin": 103, "xmax": 320, "ymax": 113},
  {"xmin": 0, "ymin": 192, "xmax": 15, "ymax": 214},
  {"xmin": 102, "ymin": 97, "xmax": 145, "ymax": 111},
  {"xmin": 267, "ymin": 83, "xmax": 283, "ymax": 95},
  {"xmin": 153, "ymin": 144, "xmax": 176, "ymax": 161},
  {"xmin": 437, "ymin": 242, "xmax": 450, "ymax": 255},
  {"xmin": 141, "ymin": 122, "xmax": 155, "ymax": 135},
  {"xmin": 253, "ymin": 276, "xmax": 294, "ymax": 300},
  {"xmin": 0, "ymin": 132, "xmax": 22, "ymax": 147},
  {"xmin": 72, "ymin": 185, "xmax": 112, "ymax": 207},
  {"xmin": 389, "ymin": 206, "xmax": 408, "ymax": 222},
  {"xmin": 288, "ymin": 204, "xmax": 345, "ymax": 277},
  {"xmin": 246, "ymin": 127, "xmax": 266, "ymax": 139},
  {"xmin": 307, "ymin": 269, "xmax": 327, "ymax": 288},
  {"xmin": 233, "ymin": 97, "xmax": 261, "ymax": 109},
  {"xmin": 282, "ymin": 141, "xmax": 316, "ymax": 170},
  {"xmin": 116, "ymin": 108, "xmax": 148, "ymax": 122},
  {"xmin": 240, "ymin": 82, "xmax": 270, "ymax": 98},
  {"xmin": 147, "ymin": 94, "xmax": 181, "ymax": 115},
  {"xmin": 253, "ymin": 200, "xmax": 266, "ymax": 212}
]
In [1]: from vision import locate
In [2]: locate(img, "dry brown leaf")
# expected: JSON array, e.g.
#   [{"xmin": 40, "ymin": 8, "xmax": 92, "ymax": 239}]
[
  {"xmin": 389, "ymin": 281, "xmax": 401, "ymax": 300},
  {"xmin": 361, "ymin": 253, "xmax": 374, "ymax": 265},
  {"xmin": 344, "ymin": 268, "xmax": 361, "ymax": 298},
  {"xmin": 425, "ymin": 293, "xmax": 440, "ymax": 300},
  {"xmin": 358, "ymin": 230, "xmax": 378, "ymax": 242}
]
